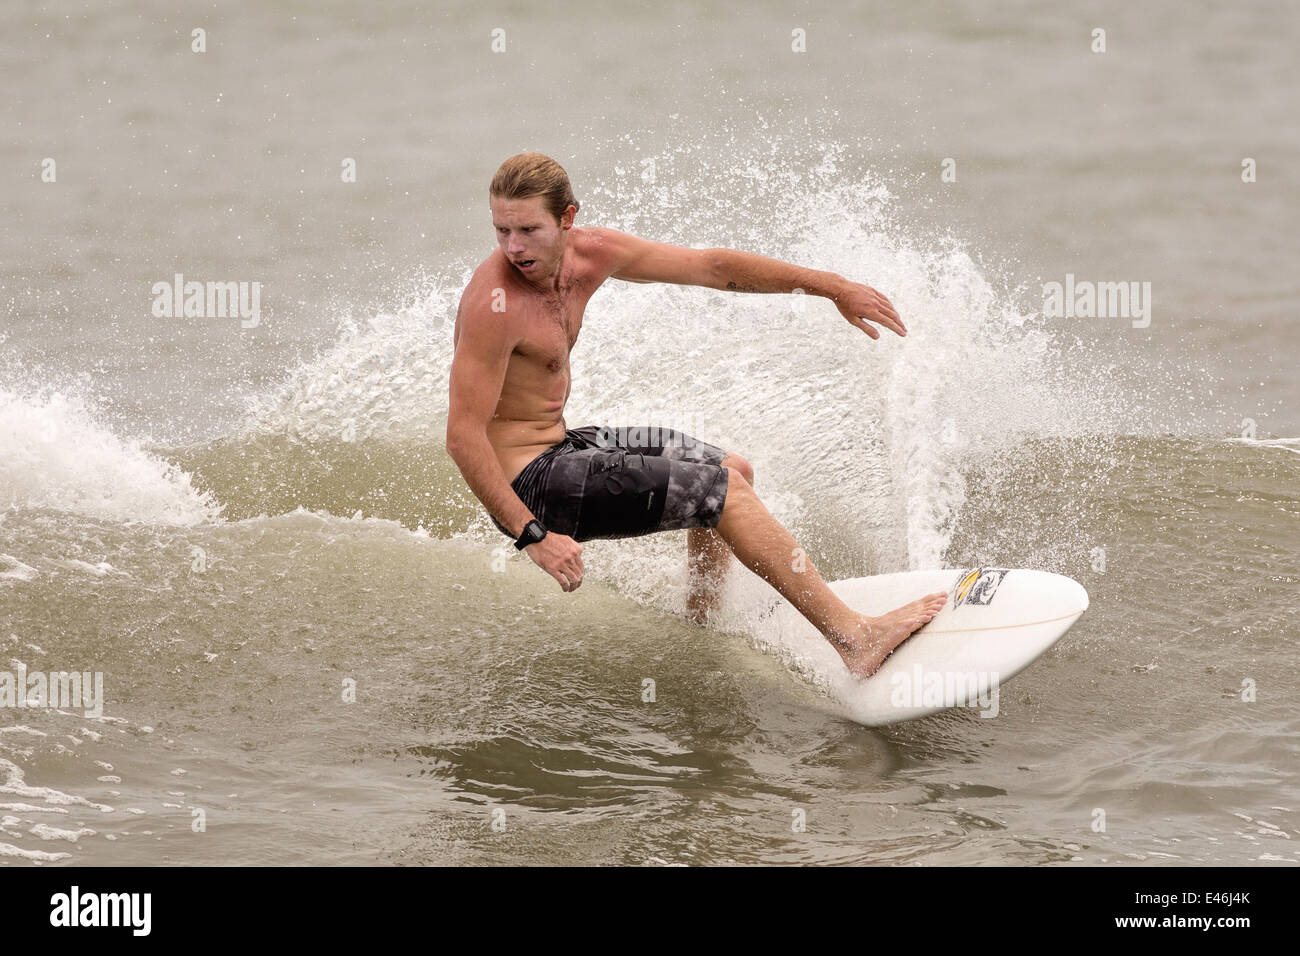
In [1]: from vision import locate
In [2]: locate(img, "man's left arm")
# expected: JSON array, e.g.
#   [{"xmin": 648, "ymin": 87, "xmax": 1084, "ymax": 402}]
[{"xmin": 592, "ymin": 227, "xmax": 906, "ymax": 339}]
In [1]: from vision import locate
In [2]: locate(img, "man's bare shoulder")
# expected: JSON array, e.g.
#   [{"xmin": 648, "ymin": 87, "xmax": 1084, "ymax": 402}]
[
  {"xmin": 461, "ymin": 249, "xmax": 528, "ymax": 309},
  {"xmin": 569, "ymin": 225, "xmax": 634, "ymax": 278},
  {"xmin": 573, "ymin": 225, "xmax": 626, "ymax": 255},
  {"xmin": 462, "ymin": 249, "xmax": 515, "ymax": 297},
  {"xmin": 455, "ymin": 252, "xmax": 523, "ymax": 344}
]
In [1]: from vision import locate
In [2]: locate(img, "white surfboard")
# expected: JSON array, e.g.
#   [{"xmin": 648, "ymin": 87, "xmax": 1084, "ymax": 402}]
[{"xmin": 764, "ymin": 567, "xmax": 1089, "ymax": 725}]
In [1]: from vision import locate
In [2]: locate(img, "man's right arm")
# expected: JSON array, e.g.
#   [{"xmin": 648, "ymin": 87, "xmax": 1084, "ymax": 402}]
[
  {"xmin": 444, "ymin": 289, "xmax": 586, "ymax": 592},
  {"xmin": 444, "ymin": 293, "xmax": 534, "ymax": 538}
]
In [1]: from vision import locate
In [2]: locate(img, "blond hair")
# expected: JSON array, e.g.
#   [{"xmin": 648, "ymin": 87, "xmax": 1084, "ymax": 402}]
[{"xmin": 489, "ymin": 153, "xmax": 579, "ymax": 223}]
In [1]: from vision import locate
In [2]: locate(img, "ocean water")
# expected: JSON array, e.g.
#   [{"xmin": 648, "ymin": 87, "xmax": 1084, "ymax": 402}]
[{"xmin": 1, "ymin": 0, "xmax": 1297, "ymax": 865}]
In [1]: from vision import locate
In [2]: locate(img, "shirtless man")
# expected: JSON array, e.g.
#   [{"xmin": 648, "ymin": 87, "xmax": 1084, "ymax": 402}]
[{"xmin": 446, "ymin": 153, "xmax": 947, "ymax": 678}]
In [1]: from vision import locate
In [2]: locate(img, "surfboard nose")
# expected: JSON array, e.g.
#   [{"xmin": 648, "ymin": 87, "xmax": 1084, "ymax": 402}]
[{"xmin": 1043, "ymin": 571, "xmax": 1090, "ymax": 615}]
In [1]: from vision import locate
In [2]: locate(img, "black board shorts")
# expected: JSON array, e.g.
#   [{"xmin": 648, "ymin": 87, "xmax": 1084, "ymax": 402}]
[{"xmin": 491, "ymin": 425, "xmax": 731, "ymax": 542}]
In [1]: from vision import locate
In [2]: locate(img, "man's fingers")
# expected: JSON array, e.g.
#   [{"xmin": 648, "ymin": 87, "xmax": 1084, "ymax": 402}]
[
  {"xmin": 843, "ymin": 306, "xmax": 903, "ymax": 339},
  {"xmin": 868, "ymin": 313, "xmax": 904, "ymax": 337},
  {"xmin": 870, "ymin": 305, "xmax": 905, "ymax": 335},
  {"xmin": 866, "ymin": 290, "xmax": 905, "ymax": 334},
  {"xmin": 852, "ymin": 316, "xmax": 880, "ymax": 339},
  {"xmin": 876, "ymin": 299, "xmax": 901, "ymax": 323},
  {"xmin": 548, "ymin": 564, "xmax": 584, "ymax": 592}
]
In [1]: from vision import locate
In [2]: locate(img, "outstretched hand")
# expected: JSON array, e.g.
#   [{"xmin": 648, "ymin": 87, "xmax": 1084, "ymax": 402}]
[{"xmin": 831, "ymin": 281, "xmax": 906, "ymax": 340}]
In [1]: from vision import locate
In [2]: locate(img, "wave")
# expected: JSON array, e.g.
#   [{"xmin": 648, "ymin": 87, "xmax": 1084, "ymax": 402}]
[
  {"xmin": 0, "ymin": 386, "xmax": 220, "ymax": 526},
  {"xmin": 3, "ymin": 137, "xmax": 1239, "ymax": 576}
]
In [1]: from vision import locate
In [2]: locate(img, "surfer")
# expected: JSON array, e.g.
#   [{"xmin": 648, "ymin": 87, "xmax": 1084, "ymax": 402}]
[{"xmin": 447, "ymin": 153, "xmax": 947, "ymax": 678}]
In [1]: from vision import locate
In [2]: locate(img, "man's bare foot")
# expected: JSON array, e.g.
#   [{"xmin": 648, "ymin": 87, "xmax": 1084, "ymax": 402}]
[
  {"xmin": 831, "ymin": 591, "xmax": 949, "ymax": 678},
  {"xmin": 685, "ymin": 599, "xmax": 711, "ymax": 627},
  {"xmin": 685, "ymin": 576, "xmax": 721, "ymax": 626}
]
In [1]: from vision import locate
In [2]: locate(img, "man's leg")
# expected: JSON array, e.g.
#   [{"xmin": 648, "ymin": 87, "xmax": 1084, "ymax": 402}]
[
  {"xmin": 713, "ymin": 466, "xmax": 947, "ymax": 678},
  {"xmin": 685, "ymin": 453, "xmax": 751, "ymax": 624},
  {"xmin": 590, "ymin": 427, "xmax": 743, "ymax": 624}
]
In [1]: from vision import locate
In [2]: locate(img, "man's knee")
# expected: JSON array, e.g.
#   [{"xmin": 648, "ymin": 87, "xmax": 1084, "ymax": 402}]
[
  {"xmin": 715, "ymin": 465, "xmax": 758, "ymax": 532},
  {"xmin": 721, "ymin": 453, "xmax": 754, "ymax": 486},
  {"xmin": 720, "ymin": 465, "xmax": 755, "ymax": 516}
]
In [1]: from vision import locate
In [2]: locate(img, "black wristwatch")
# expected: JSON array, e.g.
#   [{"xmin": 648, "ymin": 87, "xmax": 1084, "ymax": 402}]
[{"xmin": 514, "ymin": 518, "xmax": 547, "ymax": 550}]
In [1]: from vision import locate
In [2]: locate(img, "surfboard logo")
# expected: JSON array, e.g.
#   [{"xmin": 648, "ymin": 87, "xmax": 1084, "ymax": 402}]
[{"xmin": 951, "ymin": 568, "xmax": 1011, "ymax": 607}]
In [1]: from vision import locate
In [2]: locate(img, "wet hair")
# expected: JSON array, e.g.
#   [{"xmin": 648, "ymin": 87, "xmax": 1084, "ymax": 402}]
[{"xmin": 489, "ymin": 153, "xmax": 579, "ymax": 223}]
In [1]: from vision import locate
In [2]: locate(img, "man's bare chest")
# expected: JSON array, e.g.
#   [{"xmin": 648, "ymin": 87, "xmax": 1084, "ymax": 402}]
[
  {"xmin": 531, "ymin": 281, "xmax": 592, "ymax": 345},
  {"xmin": 513, "ymin": 291, "xmax": 588, "ymax": 371}
]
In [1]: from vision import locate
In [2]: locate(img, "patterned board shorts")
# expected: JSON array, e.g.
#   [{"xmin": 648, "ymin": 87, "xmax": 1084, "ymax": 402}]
[{"xmin": 491, "ymin": 425, "xmax": 731, "ymax": 542}]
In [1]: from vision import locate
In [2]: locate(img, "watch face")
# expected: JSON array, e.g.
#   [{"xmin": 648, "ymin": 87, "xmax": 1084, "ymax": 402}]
[{"xmin": 517, "ymin": 520, "xmax": 545, "ymax": 547}]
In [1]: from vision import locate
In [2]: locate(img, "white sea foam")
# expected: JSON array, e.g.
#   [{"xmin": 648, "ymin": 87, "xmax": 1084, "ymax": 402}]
[
  {"xmin": 0, "ymin": 386, "xmax": 222, "ymax": 525},
  {"xmin": 0, "ymin": 841, "xmax": 71, "ymax": 861},
  {"xmin": 238, "ymin": 281, "xmax": 460, "ymax": 445},
  {"xmin": 29, "ymin": 823, "xmax": 96, "ymax": 842},
  {"xmin": 0, "ymin": 803, "xmax": 67, "ymax": 814},
  {"xmin": 0, "ymin": 758, "xmax": 113, "ymax": 812},
  {"xmin": 0, "ymin": 555, "xmax": 39, "ymax": 584},
  {"xmin": 1227, "ymin": 436, "xmax": 1300, "ymax": 456}
]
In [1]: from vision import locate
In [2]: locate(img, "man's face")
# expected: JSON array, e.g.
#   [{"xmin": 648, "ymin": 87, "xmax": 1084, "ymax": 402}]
[{"xmin": 490, "ymin": 194, "xmax": 574, "ymax": 282}]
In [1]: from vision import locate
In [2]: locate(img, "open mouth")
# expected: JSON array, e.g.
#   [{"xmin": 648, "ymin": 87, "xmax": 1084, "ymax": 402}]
[{"xmin": 516, "ymin": 259, "xmax": 536, "ymax": 270}]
